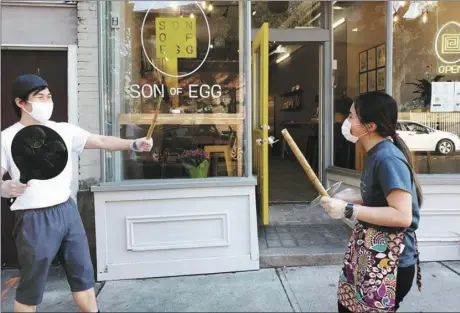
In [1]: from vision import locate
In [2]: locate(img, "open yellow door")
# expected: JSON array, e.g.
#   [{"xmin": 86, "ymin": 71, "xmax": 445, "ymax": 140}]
[{"xmin": 252, "ymin": 23, "xmax": 269, "ymax": 225}]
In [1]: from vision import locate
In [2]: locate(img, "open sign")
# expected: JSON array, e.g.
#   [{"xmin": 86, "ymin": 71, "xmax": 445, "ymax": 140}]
[{"xmin": 156, "ymin": 17, "xmax": 197, "ymax": 59}]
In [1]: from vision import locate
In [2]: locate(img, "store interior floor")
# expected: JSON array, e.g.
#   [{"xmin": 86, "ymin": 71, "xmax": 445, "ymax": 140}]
[{"xmin": 268, "ymin": 156, "xmax": 318, "ymax": 203}]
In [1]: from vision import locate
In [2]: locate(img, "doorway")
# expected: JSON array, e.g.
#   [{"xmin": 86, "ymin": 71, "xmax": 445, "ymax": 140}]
[
  {"xmin": 251, "ymin": 26, "xmax": 331, "ymax": 224},
  {"xmin": 268, "ymin": 42, "xmax": 321, "ymax": 203},
  {"xmin": 251, "ymin": 26, "xmax": 352, "ymax": 266},
  {"xmin": 1, "ymin": 48, "xmax": 69, "ymax": 268}
]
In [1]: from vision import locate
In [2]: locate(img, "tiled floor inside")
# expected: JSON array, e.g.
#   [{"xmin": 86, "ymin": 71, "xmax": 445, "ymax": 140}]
[{"xmin": 269, "ymin": 156, "xmax": 318, "ymax": 202}]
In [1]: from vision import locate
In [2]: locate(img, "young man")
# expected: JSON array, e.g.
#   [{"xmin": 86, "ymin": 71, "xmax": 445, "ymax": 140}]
[{"xmin": 1, "ymin": 74, "xmax": 153, "ymax": 312}]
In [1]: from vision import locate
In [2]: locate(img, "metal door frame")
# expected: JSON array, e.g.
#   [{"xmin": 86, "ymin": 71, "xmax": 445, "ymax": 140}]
[{"xmin": 250, "ymin": 26, "xmax": 333, "ymax": 184}]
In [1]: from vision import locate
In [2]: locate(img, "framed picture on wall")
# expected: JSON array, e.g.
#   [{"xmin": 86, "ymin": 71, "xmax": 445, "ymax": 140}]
[
  {"xmin": 368, "ymin": 70, "xmax": 377, "ymax": 92},
  {"xmin": 359, "ymin": 73, "xmax": 367, "ymax": 94},
  {"xmin": 359, "ymin": 51, "xmax": 367, "ymax": 73},
  {"xmin": 367, "ymin": 48, "xmax": 376, "ymax": 70},
  {"xmin": 377, "ymin": 44, "xmax": 385, "ymax": 68},
  {"xmin": 377, "ymin": 68, "xmax": 386, "ymax": 91}
]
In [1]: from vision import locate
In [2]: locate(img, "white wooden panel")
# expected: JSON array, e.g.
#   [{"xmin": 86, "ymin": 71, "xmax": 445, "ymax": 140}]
[
  {"xmin": 126, "ymin": 213, "xmax": 230, "ymax": 251},
  {"xmin": 103, "ymin": 256, "xmax": 257, "ymax": 281},
  {"xmin": 94, "ymin": 185, "xmax": 259, "ymax": 281}
]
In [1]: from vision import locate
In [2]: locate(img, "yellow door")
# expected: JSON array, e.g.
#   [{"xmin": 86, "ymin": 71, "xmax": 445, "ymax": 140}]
[{"xmin": 252, "ymin": 23, "xmax": 270, "ymax": 225}]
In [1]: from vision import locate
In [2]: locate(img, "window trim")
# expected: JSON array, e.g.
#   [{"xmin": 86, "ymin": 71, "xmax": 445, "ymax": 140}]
[{"xmin": 98, "ymin": 0, "xmax": 251, "ymax": 182}]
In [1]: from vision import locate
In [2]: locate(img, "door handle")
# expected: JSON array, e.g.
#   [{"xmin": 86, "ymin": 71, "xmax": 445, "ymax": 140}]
[{"xmin": 256, "ymin": 136, "xmax": 279, "ymax": 147}]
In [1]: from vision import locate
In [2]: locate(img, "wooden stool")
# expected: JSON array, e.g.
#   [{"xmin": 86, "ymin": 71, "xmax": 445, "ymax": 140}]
[{"xmin": 204, "ymin": 145, "xmax": 234, "ymax": 176}]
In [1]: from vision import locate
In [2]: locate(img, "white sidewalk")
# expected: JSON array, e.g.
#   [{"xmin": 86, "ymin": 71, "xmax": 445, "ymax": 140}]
[{"xmin": 2, "ymin": 262, "xmax": 460, "ymax": 312}]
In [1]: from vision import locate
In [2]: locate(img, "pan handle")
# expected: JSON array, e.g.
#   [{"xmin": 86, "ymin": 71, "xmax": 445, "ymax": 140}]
[{"xmin": 8, "ymin": 177, "xmax": 27, "ymax": 206}]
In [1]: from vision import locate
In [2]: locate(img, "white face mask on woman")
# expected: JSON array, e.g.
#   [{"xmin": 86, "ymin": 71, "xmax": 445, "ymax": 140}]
[
  {"xmin": 23, "ymin": 101, "xmax": 54, "ymax": 123},
  {"xmin": 341, "ymin": 119, "xmax": 368, "ymax": 143}
]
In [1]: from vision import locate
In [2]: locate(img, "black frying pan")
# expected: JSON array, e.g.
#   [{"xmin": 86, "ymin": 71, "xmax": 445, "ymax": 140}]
[{"xmin": 9, "ymin": 125, "xmax": 68, "ymax": 206}]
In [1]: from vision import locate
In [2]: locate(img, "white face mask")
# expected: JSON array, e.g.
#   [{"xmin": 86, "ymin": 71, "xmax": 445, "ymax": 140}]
[
  {"xmin": 24, "ymin": 101, "xmax": 53, "ymax": 123},
  {"xmin": 341, "ymin": 119, "xmax": 368, "ymax": 143}
]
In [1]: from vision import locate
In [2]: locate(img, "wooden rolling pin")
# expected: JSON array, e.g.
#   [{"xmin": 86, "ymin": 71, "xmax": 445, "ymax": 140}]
[
  {"xmin": 281, "ymin": 128, "xmax": 328, "ymax": 197},
  {"xmin": 145, "ymin": 96, "xmax": 163, "ymax": 140}
]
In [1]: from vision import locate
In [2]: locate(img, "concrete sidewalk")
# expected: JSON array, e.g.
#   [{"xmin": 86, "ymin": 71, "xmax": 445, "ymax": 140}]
[{"xmin": 2, "ymin": 262, "xmax": 460, "ymax": 312}]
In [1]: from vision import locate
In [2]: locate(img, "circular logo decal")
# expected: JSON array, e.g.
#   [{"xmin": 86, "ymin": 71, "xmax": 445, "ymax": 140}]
[
  {"xmin": 434, "ymin": 21, "xmax": 460, "ymax": 65},
  {"xmin": 140, "ymin": 1, "xmax": 211, "ymax": 78}
]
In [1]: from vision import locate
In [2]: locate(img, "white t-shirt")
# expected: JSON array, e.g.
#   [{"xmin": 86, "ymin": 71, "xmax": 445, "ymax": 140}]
[{"xmin": 1, "ymin": 121, "xmax": 90, "ymax": 211}]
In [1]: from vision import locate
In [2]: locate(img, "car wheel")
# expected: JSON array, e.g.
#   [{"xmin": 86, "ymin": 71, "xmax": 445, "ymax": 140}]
[{"xmin": 436, "ymin": 139, "xmax": 454, "ymax": 155}]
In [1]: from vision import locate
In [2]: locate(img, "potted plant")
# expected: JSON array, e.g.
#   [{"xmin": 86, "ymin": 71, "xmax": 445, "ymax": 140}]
[
  {"xmin": 406, "ymin": 74, "xmax": 444, "ymax": 111},
  {"xmin": 180, "ymin": 148, "xmax": 210, "ymax": 178}
]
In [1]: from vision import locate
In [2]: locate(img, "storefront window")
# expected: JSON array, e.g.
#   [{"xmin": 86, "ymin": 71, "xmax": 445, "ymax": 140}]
[
  {"xmin": 251, "ymin": 1, "xmax": 323, "ymax": 29},
  {"xmin": 332, "ymin": 1, "xmax": 387, "ymax": 170},
  {"xmin": 103, "ymin": 1, "xmax": 248, "ymax": 180},
  {"xmin": 392, "ymin": 1, "xmax": 460, "ymax": 174}
]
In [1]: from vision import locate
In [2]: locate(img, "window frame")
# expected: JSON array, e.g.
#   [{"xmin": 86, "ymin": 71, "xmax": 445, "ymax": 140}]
[
  {"xmin": 98, "ymin": 0, "xmax": 252, "ymax": 182},
  {"xmin": 330, "ymin": 1, "xmax": 460, "ymax": 178}
]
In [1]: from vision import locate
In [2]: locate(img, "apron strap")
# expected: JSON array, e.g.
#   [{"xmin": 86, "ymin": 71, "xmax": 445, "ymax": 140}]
[{"xmin": 414, "ymin": 232, "xmax": 422, "ymax": 292}]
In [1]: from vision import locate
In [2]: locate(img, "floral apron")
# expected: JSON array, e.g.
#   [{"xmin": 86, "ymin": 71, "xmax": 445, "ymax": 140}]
[{"xmin": 337, "ymin": 222, "xmax": 422, "ymax": 313}]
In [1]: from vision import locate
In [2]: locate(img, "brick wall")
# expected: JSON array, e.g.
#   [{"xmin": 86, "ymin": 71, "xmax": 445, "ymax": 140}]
[{"xmin": 77, "ymin": 0, "xmax": 101, "ymax": 189}]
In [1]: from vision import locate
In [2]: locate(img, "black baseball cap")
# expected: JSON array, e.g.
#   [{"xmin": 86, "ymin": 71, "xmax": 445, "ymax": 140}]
[{"xmin": 11, "ymin": 74, "xmax": 48, "ymax": 104}]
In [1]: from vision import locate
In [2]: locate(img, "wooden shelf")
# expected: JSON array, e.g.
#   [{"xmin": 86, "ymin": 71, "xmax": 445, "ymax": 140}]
[
  {"xmin": 118, "ymin": 113, "xmax": 244, "ymax": 125},
  {"xmin": 117, "ymin": 113, "xmax": 245, "ymax": 177}
]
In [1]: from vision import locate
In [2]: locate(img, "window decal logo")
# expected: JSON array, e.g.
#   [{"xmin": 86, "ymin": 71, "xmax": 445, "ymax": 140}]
[{"xmin": 140, "ymin": 1, "xmax": 211, "ymax": 78}]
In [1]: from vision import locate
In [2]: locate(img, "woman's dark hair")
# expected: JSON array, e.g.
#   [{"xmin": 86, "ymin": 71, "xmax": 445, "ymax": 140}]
[
  {"xmin": 11, "ymin": 86, "xmax": 48, "ymax": 117},
  {"xmin": 354, "ymin": 91, "xmax": 423, "ymax": 207}
]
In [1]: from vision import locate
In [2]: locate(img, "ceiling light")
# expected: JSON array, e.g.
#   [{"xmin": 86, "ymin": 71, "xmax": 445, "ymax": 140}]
[
  {"xmin": 269, "ymin": 45, "xmax": 287, "ymax": 56},
  {"xmin": 276, "ymin": 53, "xmax": 290, "ymax": 64},
  {"xmin": 208, "ymin": 3, "xmax": 213, "ymax": 11},
  {"xmin": 352, "ymin": 28, "xmax": 358, "ymax": 32},
  {"xmin": 333, "ymin": 18, "xmax": 345, "ymax": 29},
  {"xmin": 422, "ymin": 11, "xmax": 428, "ymax": 23},
  {"xmin": 201, "ymin": 1, "xmax": 207, "ymax": 9},
  {"xmin": 276, "ymin": 45, "xmax": 287, "ymax": 53}
]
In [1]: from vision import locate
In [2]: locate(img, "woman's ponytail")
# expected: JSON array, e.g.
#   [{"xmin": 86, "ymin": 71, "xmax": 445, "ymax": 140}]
[{"xmin": 391, "ymin": 133, "xmax": 424, "ymax": 207}]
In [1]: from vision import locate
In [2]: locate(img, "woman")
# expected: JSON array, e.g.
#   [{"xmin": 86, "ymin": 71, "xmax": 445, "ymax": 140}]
[{"xmin": 320, "ymin": 92, "xmax": 422, "ymax": 313}]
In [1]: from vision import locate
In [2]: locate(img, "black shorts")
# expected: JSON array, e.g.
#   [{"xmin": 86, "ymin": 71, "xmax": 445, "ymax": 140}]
[{"xmin": 12, "ymin": 197, "xmax": 95, "ymax": 306}]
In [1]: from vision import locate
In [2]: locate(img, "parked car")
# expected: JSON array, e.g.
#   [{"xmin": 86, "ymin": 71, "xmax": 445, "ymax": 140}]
[{"xmin": 396, "ymin": 120, "xmax": 460, "ymax": 155}]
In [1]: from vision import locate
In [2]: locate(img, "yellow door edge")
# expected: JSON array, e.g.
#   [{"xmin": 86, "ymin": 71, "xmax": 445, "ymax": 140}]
[{"xmin": 252, "ymin": 23, "xmax": 269, "ymax": 225}]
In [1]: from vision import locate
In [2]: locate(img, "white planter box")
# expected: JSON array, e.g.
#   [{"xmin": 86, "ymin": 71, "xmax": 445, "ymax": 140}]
[
  {"xmin": 92, "ymin": 178, "xmax": 259, "ymax": 281},
  {"xmin": 326, "ymin": 168, "xmax": 460, "ymax": 262}
]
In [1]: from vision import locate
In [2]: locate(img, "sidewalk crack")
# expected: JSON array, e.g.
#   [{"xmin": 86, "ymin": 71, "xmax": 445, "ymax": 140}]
[
  {"xmin": 440, "ymin": 262, "xmax": 460, "ymax": 277},
  {"xmin": 275, "ymin": 268, "xmax": 302, "ymax": 312},
  {"xmin": 95, "ymin": 281, "xmax": 106, "ymax": 297}
]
